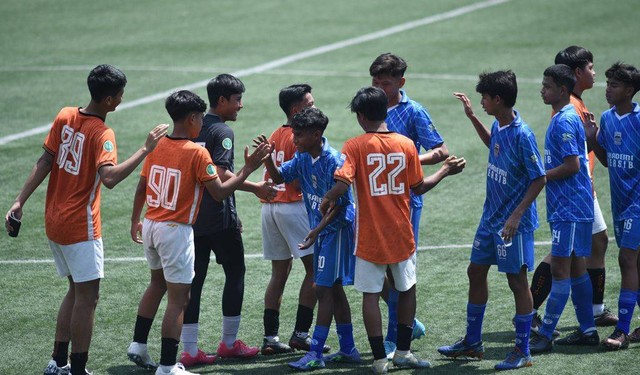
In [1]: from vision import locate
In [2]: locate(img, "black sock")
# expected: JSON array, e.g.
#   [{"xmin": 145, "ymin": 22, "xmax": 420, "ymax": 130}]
[
  {"xmin": 588, "ymin": 268, "xmax": 606, "ymax": 306},
  {"xmin": 368, "ymin": 336, "xmax": 386, "ymax": 360},
  {"xmin": 396, "ymin": 323, "xmax": 412, "ymax": 351},
  {"xmin": 294, "ymin": 304, "xmax": 314, "ymax": 333},
  {"xmin": 69, "ymin": 352, "xmax": 88, "ymax": 375},
  {"xmin": 264, "ymin": 308, "xmax": 280, "ymax": 337},
  {"xmin": 133, "ymin": 315, "xmax": 154, "ymax": 344},
  {"xmin": 531, "ymin": 262, "xmax": 552, "ymax": 310},
  {"xmin": 52, "ymin": 341, "xmax": 69, "ymax": 367},
  {"xmin": 159, "ymin": 337, "xmax": 180, "ymax": 366}
]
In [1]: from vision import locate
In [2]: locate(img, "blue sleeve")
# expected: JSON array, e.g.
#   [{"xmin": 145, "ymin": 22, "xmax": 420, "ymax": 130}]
[
  {"xmin": 278, "ymin": 152, "xmax": 300, "ymax": 183},
  {"xmin": 597, "ymin": 113, "xmax": 608, "ymax": 150},
  {"xmin": 413, "ymin": 105, "xmax": 444, "ymax": 151},
  {"xmin": 208, "ymin": 126, "xmax": 234, "ymax": 169},
  {"xmin": 520, "ymin": 130, "xmax": 546, "ymax": 180},
  {"xmin": 554, "ymin": 114, "xmax": 580, "ymax": 158}
]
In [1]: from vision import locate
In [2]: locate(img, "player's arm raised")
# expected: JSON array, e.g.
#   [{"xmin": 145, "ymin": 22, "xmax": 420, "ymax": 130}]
[
  {"xmin": 454, "ymin": 92, "xmax": 491, "ymax": 148},
  {"xmin": 411, "ymin": 155, "xmax": 466, "ymax": 196},
  {"xmin": 99, "ymin": 124, "xmax": 168, "ymax": 189}
]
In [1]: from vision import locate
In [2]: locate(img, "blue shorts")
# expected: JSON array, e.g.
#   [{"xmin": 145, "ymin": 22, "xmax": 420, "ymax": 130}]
[
  {"xmin": 470, "ymin": 228, "xmax": 534, "ymax": 274},
  {"xmin": 613, "ymin": 218, "xmax": 640, "ymax": 250},
  {"xmin": 314, "ymin": 225, "xmax": 355, "ymax": 287},
  {"xmin": 550, "ymin": 221, "xmax": 593, "ymax": 257},
  {"xmin": 410, "ymin": 205, "xmax": 422, "ymax": 248}
]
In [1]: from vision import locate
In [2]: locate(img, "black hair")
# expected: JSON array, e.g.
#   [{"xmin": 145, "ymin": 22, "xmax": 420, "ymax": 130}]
[
  {"xmin": 349, "ymin": 86, "xmax": 388, "ymax": 121},
  {"xmin": 543, "ymin": 64, "xmax": 576, "ymax": 94},
  {"xmin": 206, "ymin": 74, "xmax": 245, "ymax": 108},
  {"xmin": 554, "ymin": 46, "xmax": 593, "ymax": 71},
  {"xmin": 291, "ymin": 107, "xmax": 328, "ymax": 133},
  {"xmin": 165, "ymin": 90, "xmax": 207, "ymax": 121},
  {"xmin": 605, "ymin": 62, "xmax": 640, "ymax": 96},
  {"xmin": 475, "ymin": 70, "xmax": 518, "ymax": 108},
  {"xmin": 87, "ymin": 64, "xmax": 127, "ymax": 102},
  {"xmin": 279, "ymin": 84, "xmax": 312, "ymax": 117},
  {"xmin": 369, "ymin": 53, "xmax": 407, "ymax": 78}
]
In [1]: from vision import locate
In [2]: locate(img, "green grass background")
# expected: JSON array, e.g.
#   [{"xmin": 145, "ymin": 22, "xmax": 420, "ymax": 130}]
[{"xmin": 1, "ymin": 0, "xmax": 639, "ymax": 373}]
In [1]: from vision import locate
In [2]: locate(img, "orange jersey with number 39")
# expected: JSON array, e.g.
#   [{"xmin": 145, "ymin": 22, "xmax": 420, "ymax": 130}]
[
  {"xmin": 334, "ymin": 132, "xmax": 423, "ymax": 264},
  {"xmin": 142, "ymin": 137, "xmax": 218, "ymax": 225},
  {"xmin": 43, "ymin": 107, "xmax": 118, "ymax": 245}
]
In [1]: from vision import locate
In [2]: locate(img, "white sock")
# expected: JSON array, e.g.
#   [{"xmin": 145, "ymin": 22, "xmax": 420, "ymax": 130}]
[
  {"xmin": 181, "ymin": 323, "xmax": 199, "ymax": 356},
  {"xmin": 222, "ymin": 315, "xmax": 241, "ymax": 348},
  {"xmin": 593, "ymin": 304, "xmax": 605, "ymax": 316},
  {"xmin": 159, "ymin": 364, "xmax": 175, "ymax": 373}
]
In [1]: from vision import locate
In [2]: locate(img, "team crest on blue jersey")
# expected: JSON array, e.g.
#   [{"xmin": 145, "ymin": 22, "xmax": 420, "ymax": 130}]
[
  {"xmin": 493, "ymin": 143, "xmax": 500, "ymax": 156},
  {"xmin": 562, "ymin": 132, "xmax": 574, "ymax": 142},
  {"xmin": 312, "ymin": 175, "xmax": 317, "ymax": 189},
  {"xmin": 530, "ymin": 154, "xmax": 538, "ymax": 163},
  {"xmin": 614, "ymin": 131, "xmax": 622, "ymax": 145},
  {"xmin": 337, "ymin": 153, "xmax": 347, "ymax": 169},
  {"xmin": 222, "ymin": 138, "xmax": 233, "ymax": 150}
]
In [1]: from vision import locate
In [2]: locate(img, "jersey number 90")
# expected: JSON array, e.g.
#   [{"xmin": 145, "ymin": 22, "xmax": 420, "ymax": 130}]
[
  {"xmin": 367, "ymin": 152, "xmax": 406, "ymax": 196},
  {"xmin": 147, "ymin": 165, "xmax": 181, "ymax": 211}
]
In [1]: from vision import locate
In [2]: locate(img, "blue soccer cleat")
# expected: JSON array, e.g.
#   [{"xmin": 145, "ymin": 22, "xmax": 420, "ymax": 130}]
[
  {"xmin": 437, "ymin": 338, "xmax": 484, "ymax": 359},
  {"xmin": 412, "ymin": 318, "xmax": 426, "ymax": 340},
  {"xmin": 323, "ymin": 347, "xmax": 361, "ymax": 363},
  {"xmin": 495, "ymin": 348, "xmax": 532, "ymax": 370},
  {"xmin": 288, "ymin": 351, "xmax": 325, "ymax": 371},
  {"xmin": 383, "ymin": 340, "xmax": 396, "ymax": 360}
]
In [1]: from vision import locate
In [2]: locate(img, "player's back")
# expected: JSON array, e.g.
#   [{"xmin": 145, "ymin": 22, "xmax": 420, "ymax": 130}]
[
  {"xmin": 262, "ymin": 125, "xmax": 302, "ymax": 203},
  {"xmin": 44, "ymin": 107, "xmax": 117, "ymax": 245},
  {"xmin": 143, "ymin": 137, "xmax": 217, "ymax": 225},
  {"xmin": 335, "ymin": 132, "xmax": 423, "ymax": 264}
]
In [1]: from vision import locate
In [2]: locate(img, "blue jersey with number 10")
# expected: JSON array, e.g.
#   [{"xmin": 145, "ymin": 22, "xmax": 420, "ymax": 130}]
[
  {"xmin": 279, "ymin": 137, "xmax": 355, "ymax": 233},
  {"xmin": 597, "ymin": 103, "xmax": 640, "ymax": 221},
  {"xmin": 544, "ymin": 104, "xmax": 594, "ymax": 222},
  {"xmin": 479, "ymin": 111, "xmax": 545, "ymax": 234}
]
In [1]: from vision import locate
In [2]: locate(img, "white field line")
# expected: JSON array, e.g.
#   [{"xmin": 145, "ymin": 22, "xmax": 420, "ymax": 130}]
[
  {"xmin": 0, "ymin": 0, "xmax": 510, "ymax": 146},
  {"xmin": 0, "ymin": 241, "xmax": 558, "ymax": 265}
]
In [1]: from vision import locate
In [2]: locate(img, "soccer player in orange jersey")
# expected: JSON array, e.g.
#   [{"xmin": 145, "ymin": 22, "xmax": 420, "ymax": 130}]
[
  {"xmin": 5, "ymin": 64, "xmax": 168, "ymax": 375},
  {"xmin": 127, "ymin": 90, "xmax": 270, "ymax": 375},
  {"xmin": 320, "ymin": 87, "xmax": 465, "ymax": 374}
]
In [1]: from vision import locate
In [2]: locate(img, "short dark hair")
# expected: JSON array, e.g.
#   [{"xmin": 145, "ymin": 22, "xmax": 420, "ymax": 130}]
[
  {"xmin": 554, "ymin": 46, "xmax": 593, "ymax": 71},
  {"xmin": 543, "ymin": 64, "xmax": 576, "ymax": 94},
  {"xmin": 279, "ymin": 84, "xmax": 312, "ymax": 117},
  {"xmin": 87, "ymin": 64, "xmax": 127, "ymax": 102},
  {"xmin": 369, "ymin": 53, "xmax": 407, "ymax": 78},
  {"xmin": 206, "ymin": 74, "xmax": 245, "ymax": 108},
  {"xmin": 165, "ymin": 90, "xmax": 206, "ymax": 121},
  {"xmin": 605, "ymin": 62, "xmax": 640, "ymax": 96},
  {"xmin": 350, "ymin": 86, "xmax": 388, "ymax": 121},
  {"xmin": 475, "ymin": 70, "xmax": 518, "ymax": 108},
  {"xmin": 291, "ymin": 107, "xmax": 328, "ymax": 133}
]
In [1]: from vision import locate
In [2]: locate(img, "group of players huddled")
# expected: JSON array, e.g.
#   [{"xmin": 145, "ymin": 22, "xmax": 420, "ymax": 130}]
[{"xmin": 5, "ymin": 46, "xmax": 640, "ymax": 375}]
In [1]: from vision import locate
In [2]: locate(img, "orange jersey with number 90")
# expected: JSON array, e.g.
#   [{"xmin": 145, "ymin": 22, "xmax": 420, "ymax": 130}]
[{"xmin": 334, "ymin": 132, "xmax": 423, "ymax": 264}]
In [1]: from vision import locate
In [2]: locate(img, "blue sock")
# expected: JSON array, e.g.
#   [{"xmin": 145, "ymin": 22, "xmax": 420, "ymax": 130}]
[
  {"xmin": 310, "ymin": 325, "xmax": 329, "ymax": 358},
  {"xmin": 336, "ymin": 323, "xmax": 355, "ymax": 354},
  {"xmin": 465, "ymin": 303, "xmax": 486, "ymax": 344},
  {"xmin": 571, "ymin": 273, "xmax": 595, "ymax": 333},
  {"xmin": 514, "ymin": 312, "xmax": 534, "ymax": 355},
  {"xmin": 616, "ymin": 289, "xmax": 637, "ymax": 334},
  {"xmin": 385, "ymin": 288, "xmax": 400, "ymax": 343},
  {"xmin": 540, "ymin": 278, "xmax": 570, "ymax": 340}
]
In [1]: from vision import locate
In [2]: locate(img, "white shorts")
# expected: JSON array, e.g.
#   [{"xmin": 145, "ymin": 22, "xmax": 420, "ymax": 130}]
[
  {"xmin": 593, "ymin": 197, "xmax": 607, "ymax": 234},
  {"xmin": 354, "ymin": 252, "xmax": 417, "ymax": 293},
  {"xmin": 261, "ymin": 201, "xmax": 313, "ymax": 260},
  {"xmin": 142, "ymin": 218, "xmax": 195, "ymax": 284},
  {"xmin": 49, "ymin": 238, "xmax": 104, "ymax": 283}
]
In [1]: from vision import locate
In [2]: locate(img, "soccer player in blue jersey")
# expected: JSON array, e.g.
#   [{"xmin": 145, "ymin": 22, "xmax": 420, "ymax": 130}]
[
  {"xmin": 437, "ymin": 71, "xmax": 545, "ymax": 370},
  {"xmin": 261, "ymin": 107, "xmax": 360, "ymax": 371},
  {"xmin": 529, "ymin": 64, "xmax": 598, "ymax": 353},
  {"xmin": 587, "ymin": 62, "xmax": 640, "ymax": 349},
  {"xmin": 369, "ymin": 53, "xmax": 449, "ymax": 356}
]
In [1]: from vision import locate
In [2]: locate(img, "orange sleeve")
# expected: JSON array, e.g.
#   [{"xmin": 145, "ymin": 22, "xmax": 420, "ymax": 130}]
[
  {"xmin": 334, "ymin": 140, "xmax": 356, "ymax": 185},
  {"xmin": 95, "ymin": 128, "xmax": 118, "ymax": 169}
]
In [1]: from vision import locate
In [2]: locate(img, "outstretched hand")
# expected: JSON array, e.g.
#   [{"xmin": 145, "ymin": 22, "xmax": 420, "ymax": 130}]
[
  {"xmin": 144, "ymin": 124, "xmax": 169, "ymax": 153},
  {"xmin": 582, "ymin": 111, "xmax": 598, "ymax": 141},
  {"xmin": 453, "ymin": 92, "xmax": 475, "ymax": 118},
  {"xmin": 244, "ymin": 141, "xmax": 272, "ymax": 171},
  {"xmin": 298, "ymin": 229, "xmax": 319, "ymax": 250},
  {"xmin": 442, "ymin": 155, "xmax": 466, "ymax": 175}
]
